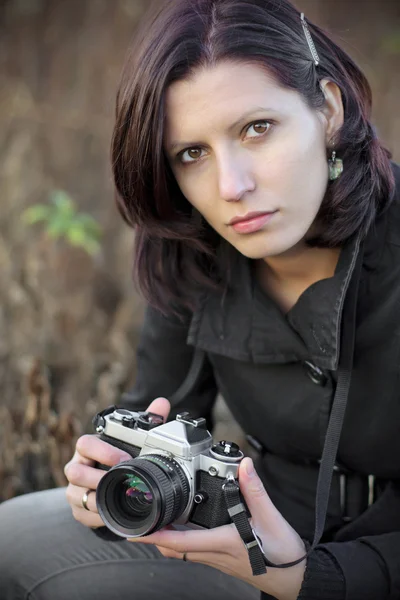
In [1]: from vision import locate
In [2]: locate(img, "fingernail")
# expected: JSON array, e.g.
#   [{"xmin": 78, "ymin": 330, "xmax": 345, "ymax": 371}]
[
  {"xmin": 245, "ymin": 457, "xmax": 255, "ymax": 477},
  {"xmin": 118, "ymin": 454, "xmax": 132, "ymax": 463}
]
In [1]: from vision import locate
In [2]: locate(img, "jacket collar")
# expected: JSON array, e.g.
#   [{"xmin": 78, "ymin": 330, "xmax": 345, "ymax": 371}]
[{"xmin": 188, "ymin": 201, "xmax": 391, "ymax": 370}]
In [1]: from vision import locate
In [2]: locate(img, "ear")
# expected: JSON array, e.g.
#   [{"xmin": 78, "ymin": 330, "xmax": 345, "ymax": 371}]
[{"xmin": 318, "ymin": 78, "xmax": 344, "ymax": 145}]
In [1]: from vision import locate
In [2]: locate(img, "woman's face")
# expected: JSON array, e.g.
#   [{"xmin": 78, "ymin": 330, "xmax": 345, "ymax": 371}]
[{"xmin": 163, "ymin": 60, "xmax": 337, "ymax": 259}]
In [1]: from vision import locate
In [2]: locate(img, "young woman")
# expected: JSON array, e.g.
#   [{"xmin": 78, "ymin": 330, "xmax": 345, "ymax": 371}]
[{"xmin": 0, "ymin": 1, "xmax": 398, "ymax": 599}]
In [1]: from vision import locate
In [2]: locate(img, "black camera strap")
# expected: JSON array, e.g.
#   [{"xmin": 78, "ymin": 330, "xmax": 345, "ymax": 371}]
[
  {"xmin": 169, "ymin": 347, "xmax": 207, "ymax": 405},
  {"xmin": 223, "ymin": 476, "xmax": 271, "ymax": 575},
  {"xmin": 223, "ymin": 239, "xmax": 363, "ymax": 576}
]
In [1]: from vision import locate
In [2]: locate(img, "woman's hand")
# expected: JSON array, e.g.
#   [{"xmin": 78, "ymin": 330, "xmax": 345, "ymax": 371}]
[
  {"xmin": 64, "ymin": 397, "xmax": 171, "ymax": 529},
  {"xmin": 129, "ymin": 403, "xmax": 307, "ymax": 600}
]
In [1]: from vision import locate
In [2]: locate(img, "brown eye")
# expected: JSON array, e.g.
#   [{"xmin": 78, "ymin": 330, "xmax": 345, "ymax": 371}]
[
  {"xmin": 187, "ymin": 149, "xmax": 202, "ymax": 159},
  {"xmin": 254, "ymin": 123, "xmax": 268, "ymax": 133},
  {"xmin": 179, "ymin": 147, "xmax": 204, "ymax": 164},
  {"xmin": 246, "ymin": 120, "xmax": 271, "ymax": 138},
  {"xmin": 177, "ymin": 119, "xmax": 272, "ymax": 166}
]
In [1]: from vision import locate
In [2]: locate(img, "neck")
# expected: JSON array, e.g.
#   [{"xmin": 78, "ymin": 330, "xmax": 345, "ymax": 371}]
[{"xmin": 262, "ymin": 242, "xmax": 342, "ymax": 285}]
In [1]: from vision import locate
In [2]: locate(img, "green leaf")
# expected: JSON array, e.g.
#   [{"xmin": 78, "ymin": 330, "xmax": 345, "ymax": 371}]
[
  {"xmin": 50, "ymin": 190, "xmax": 76, "ymax": 219},
  {"xmin": 66, "ymin": 229, "xmax": 101, "ymax": 255},
  {"xmin": 46, "ymin": 216, "xmax": 70, "ymax": 239},
  {"xmin": 66, "ymin": 225, "xmax": 87, "ymax": 246},
  {"xmin": 22, "ymin": 190, "xmax": 102, "ymax": 256},
  {"xmin": 22, "ymin": 205, "xmax": 51, "ymax": 225},
  {"xmin": 81, "ymin": 239, "xmax": 101, "ymax": 255},
  {"xmin": 72, "ymin": 214, "xmax": 102, "ymax": 239}
]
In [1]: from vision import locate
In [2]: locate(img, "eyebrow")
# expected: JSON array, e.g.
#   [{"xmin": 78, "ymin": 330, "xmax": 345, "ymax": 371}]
[{"xmin": 167, "ymin": 106, "xmax": 277, "ymax": 153}]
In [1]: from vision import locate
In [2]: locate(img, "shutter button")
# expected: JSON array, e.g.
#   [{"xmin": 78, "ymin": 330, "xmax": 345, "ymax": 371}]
[{"xmin": 303, "ymin": 361, "xmax": 328, "ymax": 386}]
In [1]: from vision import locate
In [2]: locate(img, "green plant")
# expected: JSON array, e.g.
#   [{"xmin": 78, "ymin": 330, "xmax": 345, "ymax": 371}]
[{"xmin": 22, "ymin": 190, "xmax": 102, "ymax": 256}]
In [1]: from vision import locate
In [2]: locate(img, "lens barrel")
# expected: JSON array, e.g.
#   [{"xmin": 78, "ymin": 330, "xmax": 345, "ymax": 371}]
[{"xmin": 96, "ymin": 454, "xmax": 190, "ymax": 538}]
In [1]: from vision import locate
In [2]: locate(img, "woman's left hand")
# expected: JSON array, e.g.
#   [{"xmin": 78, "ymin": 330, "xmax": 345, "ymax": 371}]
[{"xmin": 129, "ymin": 443, "xmax": 307, "ymax": 600}]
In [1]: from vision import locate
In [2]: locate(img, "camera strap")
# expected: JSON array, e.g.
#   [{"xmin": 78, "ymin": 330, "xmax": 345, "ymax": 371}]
[{"xmin": 223, "ymin": 238, "xmax": 363, "ymax": 576}]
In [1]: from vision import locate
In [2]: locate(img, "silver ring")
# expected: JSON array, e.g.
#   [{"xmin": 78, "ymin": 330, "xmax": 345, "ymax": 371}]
[{"xmin": 82, "ymin": 489, "xmax": 94, "ymax": 511}]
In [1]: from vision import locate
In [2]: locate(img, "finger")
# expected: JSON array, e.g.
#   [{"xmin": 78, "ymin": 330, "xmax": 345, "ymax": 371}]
[
  {"xmin": 71, "ymin": 505, "xmax": 105, "ymax": 529},
  {"xmin": 64, "ymin": 462, "xmax": 106, "ymax": 490},
  {"xmin": 76, "ymin": 434, "xmax": 132, "ymax": 466},
  {"xmin": 155, "ymin": 546, "xmax": 184, "ymax": 560},
  {"xmin": 130, "ymin": 524, "xmax": 236, "ymax": 554},
  {"xmin": 238, "ymin": 458, "xmax": 281, "ymax": 529},
  {"xmin": 66, "ymin": 484, "xmax": 99, "ymax": 513},
  {"xmin": 146, "ymin": 397, "xmax": 171, "ymax": 422},
  {"xmin": 156, "ymin": 546, "xmax": 229, "ymax": 571},
  {"xmin": 64, "ymin": 449, "xmax": 93, "ymax": 476}
]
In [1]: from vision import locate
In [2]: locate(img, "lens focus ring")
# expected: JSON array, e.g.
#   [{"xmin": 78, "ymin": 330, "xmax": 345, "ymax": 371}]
[{"xmin": 136, "ymin": 455, "xmax": 190, "ymax": 531}]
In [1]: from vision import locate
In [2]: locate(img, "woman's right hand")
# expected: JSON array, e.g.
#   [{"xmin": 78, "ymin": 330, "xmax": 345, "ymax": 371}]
[
  {"xmin": 64, "ymin": 397, "xmax": 171, "ymax": 528},
  {"xmin": 64, "ymin": 433, "xmax": 132, "ymax": 528}
]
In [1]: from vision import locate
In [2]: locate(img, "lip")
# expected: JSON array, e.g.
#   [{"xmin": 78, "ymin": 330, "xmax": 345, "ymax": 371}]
[{"xmin": 228, "ymin": 210, "xmax": 277, "ymax": 234}]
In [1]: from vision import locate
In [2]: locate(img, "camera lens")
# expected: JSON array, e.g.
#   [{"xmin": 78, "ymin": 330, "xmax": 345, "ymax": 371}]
[
  {"xmin": 119, "ymin": 474, "xmax": 154, "ymax": 518},
  {"xmin": 96, "ymin": 455, "xmax": 190, "ymax": 538}
]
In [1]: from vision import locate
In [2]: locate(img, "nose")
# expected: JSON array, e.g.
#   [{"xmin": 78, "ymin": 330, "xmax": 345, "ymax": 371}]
[{"xmin": 217, "ymin": 153, "xmax": 255, "ymax": 202}]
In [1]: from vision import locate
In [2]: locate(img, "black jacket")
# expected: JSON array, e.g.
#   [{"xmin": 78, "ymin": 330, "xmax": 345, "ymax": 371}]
[{"xmin": 122, "ymin": 162, "xmax": 400, "ymax": 599}]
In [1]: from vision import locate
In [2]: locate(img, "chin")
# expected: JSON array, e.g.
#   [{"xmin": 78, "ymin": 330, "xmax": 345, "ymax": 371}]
[
  {"xmin": 232, "ymin": 225, "xmax": 312, "ymax": 259},
  {"xmin": 233, "ymin": 239, "xmax": 297, "ymax": 260}
]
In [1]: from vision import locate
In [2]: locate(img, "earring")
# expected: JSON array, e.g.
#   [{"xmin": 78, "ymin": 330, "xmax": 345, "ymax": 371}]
[{"xmin": 328, "ymin": 149, "xmax": 343, "ymax": 181}]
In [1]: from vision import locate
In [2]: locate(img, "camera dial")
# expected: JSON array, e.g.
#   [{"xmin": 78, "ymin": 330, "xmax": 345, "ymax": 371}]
[
  {"xmin": 137, "ymin": 412, "xmax": 164, "ymax": 431},
  {"xmin": 113, "ymin": 409, "xmax": 133, "ymax": 422},
  {"xmin": 210, "ymin": 440, "xmax": 244, "ymax": 463}
]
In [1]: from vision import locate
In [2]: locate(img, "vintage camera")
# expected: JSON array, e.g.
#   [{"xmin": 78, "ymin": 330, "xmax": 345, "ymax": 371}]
[{"xmin": 93, "ymin": 406, "xmax": 247, "ymax": 539}]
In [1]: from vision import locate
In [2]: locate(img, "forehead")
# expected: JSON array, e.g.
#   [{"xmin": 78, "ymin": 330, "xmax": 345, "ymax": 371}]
[{"xmin": 163, "ymin": 61, "xmax": 303, "ymax": 143}]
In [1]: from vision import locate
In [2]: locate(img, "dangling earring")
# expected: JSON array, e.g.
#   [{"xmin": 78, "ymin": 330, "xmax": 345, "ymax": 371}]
[{"xmin": 328, "ymin": 149, "xmax": 343, "ymax": 181}]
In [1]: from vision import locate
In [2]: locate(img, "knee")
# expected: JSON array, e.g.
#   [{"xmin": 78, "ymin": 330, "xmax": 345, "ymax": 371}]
[
  {"xmin": 0, "ymin": 492, "xmax": 29, "ymax": 544},
  {"xmin": 0, "ymin": 494, "xmax": 34, "ymax": 598},
  {"xmin": 0, "ymin": 488, "xmax": 69, "ymax": 599},
  {"xmin": 0, "ymin": 488, "xmax": 69, "ymax": 548},
  {"xmin": 0, "ymin": 490, "xmax": 48, "ymax": 537}
]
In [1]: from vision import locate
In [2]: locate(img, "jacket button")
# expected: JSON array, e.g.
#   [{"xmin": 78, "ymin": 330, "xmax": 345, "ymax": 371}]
[{"xmin": 303, "ymin": 361, "xmax": 328, "ymax": 386}]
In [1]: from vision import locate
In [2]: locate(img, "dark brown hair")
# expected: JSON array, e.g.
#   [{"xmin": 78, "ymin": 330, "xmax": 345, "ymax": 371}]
[{"xmin": 111, "ymin": 0, "xmax": 395, "ymax": 316}]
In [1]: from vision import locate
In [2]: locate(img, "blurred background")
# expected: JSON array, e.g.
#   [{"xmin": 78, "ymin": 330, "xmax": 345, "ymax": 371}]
[{"xmin": 0, "ymin": 0, "xmax": 399, "ymax": 502}]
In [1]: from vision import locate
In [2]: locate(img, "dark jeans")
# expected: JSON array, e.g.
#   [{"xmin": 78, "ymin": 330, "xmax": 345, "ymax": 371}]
[{"xmin": 0, "ymin": 488, "xmax": 261, "ymax": 600}]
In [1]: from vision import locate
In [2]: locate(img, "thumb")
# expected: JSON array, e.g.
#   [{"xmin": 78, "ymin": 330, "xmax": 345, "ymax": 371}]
[
  {"xmin": 146, "ymin": 397, "xmax": 171, "ymax": 423},
  {"xmin": 239, "ymin": 457, "xmax": 278, "ymax": 519}
]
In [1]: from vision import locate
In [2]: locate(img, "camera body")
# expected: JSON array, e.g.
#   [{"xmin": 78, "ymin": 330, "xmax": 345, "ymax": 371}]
[{"xmin": 93, "ymin": 406, "xmax": 246, "ymax": 538}]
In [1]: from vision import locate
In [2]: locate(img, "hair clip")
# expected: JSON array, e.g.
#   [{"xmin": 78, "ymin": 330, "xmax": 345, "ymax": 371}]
[{"xmin": 300, "ymin": 13, "xmax": 320, "ymax": 66}]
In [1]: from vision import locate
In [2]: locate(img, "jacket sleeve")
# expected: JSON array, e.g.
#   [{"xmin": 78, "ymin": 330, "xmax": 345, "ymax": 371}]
[
  {"xmin": 260, "ymin": 532, "xmax": 397, "ymax": 600},
  {"xmin": 120, "ymin": 304, "xmax": 219, "ymax": 428},
  {"xmin": 296, "ymin": 479, "xmax": 400, "ymax": 599},
  {"xmin": 296, "ymin": 533, "xmax": 398, "ymax": 600},
  {"xmin": 263, "ymin": 478, "xmax": 400, "ymax": 600}
]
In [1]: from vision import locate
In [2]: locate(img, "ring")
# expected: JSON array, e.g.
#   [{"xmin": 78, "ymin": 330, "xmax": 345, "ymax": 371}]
[{"xmin": 82, "ymin": 489, "xmax": 94, "ymax": 511}]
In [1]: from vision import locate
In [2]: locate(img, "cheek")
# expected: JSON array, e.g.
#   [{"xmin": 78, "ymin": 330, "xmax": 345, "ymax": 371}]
[
  {"xmin": 195, "ymin": 202, "xmax": 222, "ymax": 230},
  {"xmin": 276, "ymin": 143, "xmax": 328, "ymax": 211},
  {"xmin": 254, "ymin": 125, "xmax": 326, "ymax": 192},
  {"xmin": 176, "ymin": 179, "xmax": 218, "ymax": 221}
]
